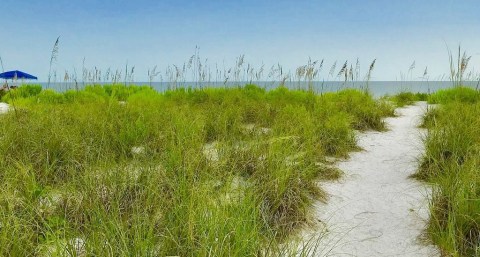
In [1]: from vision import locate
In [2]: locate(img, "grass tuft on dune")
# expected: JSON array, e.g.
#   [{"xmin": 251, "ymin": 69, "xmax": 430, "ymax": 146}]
[{"xmin": 417, "ymin": 87, "xmax": 480, "ymax": 257}]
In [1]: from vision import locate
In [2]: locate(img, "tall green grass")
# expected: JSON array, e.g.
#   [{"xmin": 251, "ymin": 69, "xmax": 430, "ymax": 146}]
[
  {"xmin": 0, "ymin": 84, "xmax": 393, "ymax": 255},
  {"xmin": 427, "ymin": 86, "xmax": 480, "ymax": 105},
  {"xmin": 418, "ymin": 88, "xmax": 480, "ymax": 256}
]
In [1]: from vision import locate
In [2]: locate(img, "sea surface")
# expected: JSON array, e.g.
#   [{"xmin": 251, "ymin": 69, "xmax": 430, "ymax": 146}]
[{"xmin": 33, "ymin": 80, "xmax": 479, "ymax": 97}]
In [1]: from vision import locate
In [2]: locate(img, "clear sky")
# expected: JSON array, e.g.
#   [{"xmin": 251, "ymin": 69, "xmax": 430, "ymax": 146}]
[{"xmin": 0, "ymin": 0, "xmax": 479, "ymax": 81}]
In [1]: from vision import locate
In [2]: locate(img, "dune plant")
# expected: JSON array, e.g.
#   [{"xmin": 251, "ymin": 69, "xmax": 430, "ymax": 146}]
[
  {"xmin": 428, "ymin": 87, "xmax": 480, "ymax": 104},
  {"xmin": 448, "ymin": 45, "xmax": 471, "ymax": 87},
  {"xmin": 0, "ymin": 84, "xmax": 394, "ymax": 256},
  {"xmin": 418, "ymin": 91, "xmax": 480, "ymax": 256},
  {"xmin": 47, "ymin": 37, "xmax": 60, "ymax": 89},
  {"xmin": 387, "ymin": 92, "xmax": 428, "ymax": 107},
  {"xmin": 364, "ymin": 59, "xmax": 376, "ymax": 93}
]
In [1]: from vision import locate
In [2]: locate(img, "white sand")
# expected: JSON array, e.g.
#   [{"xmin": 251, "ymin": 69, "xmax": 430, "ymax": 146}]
[
  {"xmin": 303, "ymin": 102, "xmax": 439, "ymax": 256},
  {"xmin": 0, "ymin": 103, "xmax": 9, "ymax": 114}
]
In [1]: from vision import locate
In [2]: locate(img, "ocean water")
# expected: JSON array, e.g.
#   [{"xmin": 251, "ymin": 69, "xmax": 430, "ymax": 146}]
[{"xmin": 35, "ymin": 80, "xmax": 479, "ymax": 97}]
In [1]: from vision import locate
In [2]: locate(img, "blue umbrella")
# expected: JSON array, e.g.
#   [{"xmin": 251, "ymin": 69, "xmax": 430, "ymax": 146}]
[{"xmin": 0, "ymin": 70, "xmax": 37, "ymax": 80}]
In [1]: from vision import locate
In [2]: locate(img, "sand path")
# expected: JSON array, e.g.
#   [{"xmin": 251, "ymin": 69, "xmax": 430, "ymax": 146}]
[{"xmin": 307, "ymin": 102, "xmax": 439, "ymax": 256}]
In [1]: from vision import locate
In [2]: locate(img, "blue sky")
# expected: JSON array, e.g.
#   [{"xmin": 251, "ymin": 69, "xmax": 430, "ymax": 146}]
[{"xmin": 0, "ymin": 0, "xmax": 479, "ymax": 81}]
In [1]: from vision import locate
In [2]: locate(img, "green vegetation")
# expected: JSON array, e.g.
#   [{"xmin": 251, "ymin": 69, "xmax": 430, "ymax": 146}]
[
  {"xmin": 0, "ymin": 84, "xmax": 42, "ymax": 100},
  {"xmin": 428, "ymin": 86, "xmax": 480, "ymax": 104},
  {"xmin": 417, "ymin": 87, "xmax": 480, "ymax": 256},
  {"xmin": 0, "ymin": 84, "xmax": 393, "ymax": 256},
  {"xmin": 387, "ymin": 91, "xmax": 429, "ymax": 107}
]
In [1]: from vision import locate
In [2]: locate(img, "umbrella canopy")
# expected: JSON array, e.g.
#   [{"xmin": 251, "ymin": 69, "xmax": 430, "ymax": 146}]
[{"xmin": 0, "ymin": 70, "xmax": 37, "ymax": 80}]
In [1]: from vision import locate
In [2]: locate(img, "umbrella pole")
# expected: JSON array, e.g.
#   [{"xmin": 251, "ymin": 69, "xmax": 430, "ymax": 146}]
[{"xmin": 10, "ymin": 78, "xmax": 19, "ymax": 117}]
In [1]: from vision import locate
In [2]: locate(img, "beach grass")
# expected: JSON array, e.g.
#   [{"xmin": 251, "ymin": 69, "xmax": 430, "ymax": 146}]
[
  {"xmin": 0, "ymin": 84, "xmax": 393, "ymax": 256},
  {"xmin": 427, "ymin": 86, "xmax": 480, "ymax": 105},
  {"xmin": 387, "ymin": 92, "xmax": 429, "ymax": 107},
  {"xmin": 417, "ymin": 87, "xmax": 480, "ymax": 256}
]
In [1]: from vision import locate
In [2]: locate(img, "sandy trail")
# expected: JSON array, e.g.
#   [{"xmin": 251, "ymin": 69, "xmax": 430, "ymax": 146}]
[{"xmin": 306, "ymin": 102, "xmax": 439, "ymax": 256}]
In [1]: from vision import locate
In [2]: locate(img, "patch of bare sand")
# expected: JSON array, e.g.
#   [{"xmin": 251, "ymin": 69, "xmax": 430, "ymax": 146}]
[{"xmin": 0, "ymin": 103, "xmax": 9, "ymax": 114}]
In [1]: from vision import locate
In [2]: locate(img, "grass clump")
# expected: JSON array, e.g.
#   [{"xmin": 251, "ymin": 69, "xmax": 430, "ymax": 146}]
[
  {"xmin": 0, "ymin": 84, "xmax": 392, "ymax": 255},
  {"xmin": 323, "ymin": 89, "xmax": 394, "ymax": 131},
  {"xmin": 428, "ymin": 86, "xmax": 480, "ymax": 104},
  {"xmin": 0, "ymin": 84, "xmax": 42, "ymax": 101},
  {"xmin": 417, "ymin": 100, "xmax": 480, "ymax": 256},
  {"xmin": 388, "ymin": 92, "xmax": 428, "ymax": 107}
]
